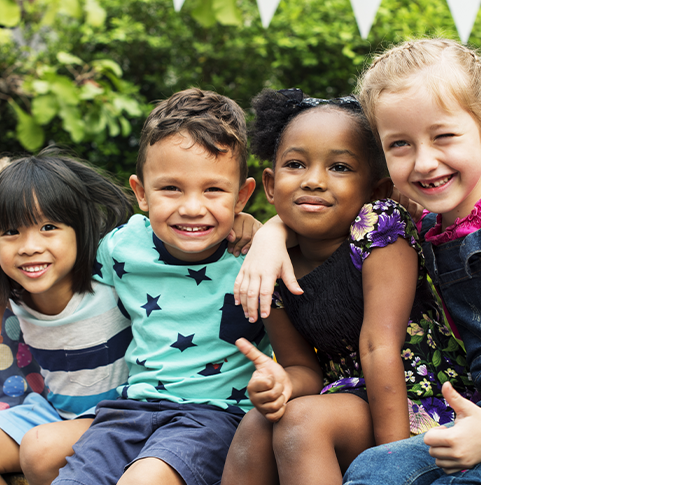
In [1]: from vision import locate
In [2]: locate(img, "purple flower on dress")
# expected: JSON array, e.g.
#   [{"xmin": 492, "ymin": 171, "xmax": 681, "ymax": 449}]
[
  {"xmin": 417, "ymin": 364, "xmax": 428, "ymax": 376},
  {"xmin": 350, "ymin": 204, "xmax": 378, "ymax": 241},
  {"xmin": 373, "ymin": 200, "xmax": 391, "ymax": 211},
  {"xmin": 350, "ymin": 244, "xmax": 369, "ymax": 270},
  {"xmin": 422, "ymin": 397, "xmax": 454, "ymax": 425},
  {"xmin": 371, "ymin": 212, "xmax": 406, "ymax": 248}
]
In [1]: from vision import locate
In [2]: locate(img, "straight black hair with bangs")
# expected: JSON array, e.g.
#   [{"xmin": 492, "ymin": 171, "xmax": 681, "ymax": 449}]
[{"xmin": 0, "ymin": 147, "xmax": 134, "ymax": 305}]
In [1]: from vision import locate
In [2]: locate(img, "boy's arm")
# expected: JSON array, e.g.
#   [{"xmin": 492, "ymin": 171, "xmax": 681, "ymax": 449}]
[
  {"xmin": 226, "ymin": 212, "xmax": 262, "ymax": 257},
  {"xmin": 424, "ymin": 382, "xmax": 481, "ymax": 471},
  {"xmin": 234, "ymin": 215, "xmax": 301, "ymax": 322},
  {"xmin": 236, "ymin": 307, "xmax": 322, "ymax": 422},
  {"xmin": 360, "ymin": 237, "xmax": 417, "ymax": 445}
]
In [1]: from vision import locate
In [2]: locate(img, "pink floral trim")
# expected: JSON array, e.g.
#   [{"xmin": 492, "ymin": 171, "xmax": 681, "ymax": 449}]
[{"xmin": 424, "ymin": 199, "xmax": 481, "ymax": 245}]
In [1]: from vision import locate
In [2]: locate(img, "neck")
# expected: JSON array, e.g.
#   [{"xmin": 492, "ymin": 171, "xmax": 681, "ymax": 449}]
[
  {"xmin": 292, "ymin": 234, "xmax": 347, "ymax": 278},
  {"xmin": 25, "ymin": 286, "xmax": 74, "ymax": 316}
]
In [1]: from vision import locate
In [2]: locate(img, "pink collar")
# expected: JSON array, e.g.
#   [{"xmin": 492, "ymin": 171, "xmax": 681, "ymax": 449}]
[{"xmin": 423, "ymin": 199, "xmax": 481, "ymax": 245}]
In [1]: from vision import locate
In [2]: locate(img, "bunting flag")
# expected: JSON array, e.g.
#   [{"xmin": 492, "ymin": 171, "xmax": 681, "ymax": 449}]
[
  {"xmin": 349, "ymin": 0, "xmax": 382, "ymax": 39},
  {"xmin": 257, "ymin": 0, "xmax": 281, "ymax": 28},
  {"xmin": 446, "ymin": 0, "xmax": 481, "ymax": 43},
  {"xmin": 173, "ymin": 0, "xmax": 185, "ymax": 13}
]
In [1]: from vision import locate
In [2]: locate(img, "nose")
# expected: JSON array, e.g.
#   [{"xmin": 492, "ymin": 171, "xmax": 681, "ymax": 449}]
[
  {"xmin": 18, "ymin": 230, "xmax": 44, "ymax": 256},
  {"xmin": 300, "ymin": 164, "xmax": 327, "ymax": 191},
  {"xmin": 178, "ymin": 193, "xmax": 206, "ymax": 217},
  {"xmin": 413, "ymin": 144, "xmax": 440, "ymax": 175}
]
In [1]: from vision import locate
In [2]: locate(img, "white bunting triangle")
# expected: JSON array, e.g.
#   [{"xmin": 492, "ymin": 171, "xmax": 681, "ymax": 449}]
[
  {"xmin": 257, "ymin": 0, "xmax": 281, "ymax": 28},
  {"xmin": 349, "ymin": 0, "xmax": 382, "ymax": 39},
  {"xmin": 446, "ymin": 0, "xmax": 480, "ymax": 44},
  {"xmin": 173, "ymin": 0, "xmax": 186, "ymax": 13}
]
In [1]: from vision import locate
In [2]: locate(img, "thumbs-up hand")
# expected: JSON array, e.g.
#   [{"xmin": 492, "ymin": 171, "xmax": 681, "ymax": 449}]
[
  {"xmin": 236, "ymin": 338, "xmax": 292, "ymax": 422},
  {"xmin": 423, "ymin": 381, "xmax": 481, "ymax": 473}
]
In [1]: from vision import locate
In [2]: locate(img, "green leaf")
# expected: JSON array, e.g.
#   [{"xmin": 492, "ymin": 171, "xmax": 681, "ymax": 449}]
[
  {"xmin": 59, "ymin": 105, "xmax": 86, "ymax": 142},
  {"xmin": 118, "ymin": 116, "xmax": 131, "ymax": 136},
  {"xmin": 84, "ymin": 105, "xmax": 107, "ymax": 135},
  {"xmin": 113, "ymin": 95, "xmax": 141, "ymax": 117},
  {"xmin": 431, "ymin": 350, "xmax": 442, "ymax": 368},
  {"xmin": 0, "ymin": 0, "xmax": 20, "ymax": 27},
  {"xmin": 58, "ymin": 0, "xmax": 82, "ymax": 18},
  {"xmin": 8, "ymin": 99, "xmax": 45, "ymax": 152},
  {"xmin": 49, "ymin": 76, "xmax": 81, "ymax": 106},
  {"xmin": 437, "ymin": 371, "xmax": 448, "ymax": 384},
  {"xmin": 84, "ymin": 0, "xmax": 106, "ymax": 27},
  {"xmin": 79, "ymin": 81, "xmax": 105, "ymax": 100},
  {"xmin": 57, "ymin": 51, "xmax": 85, "ymax": 66},
  {"xmin": 212, "ymin": 0, "xmax": 240, "ymax": 26},
  {"xmin": 189, "ymin": 0, "xmax": 216, "ymax": 28},
  {"xmin": 31, "ymin": 94, "xmax": 59, "ymax": 125},
  {"xmin": 91, "ymin": 59, "xmax": 123, "ymax": 78},
  {"xmin": 32, "ymin": 80, "xmax": 51, "ymax": 95},
  {"xmin": 107, "ymin": 116, "xmax": 119, "ymax": 137}
]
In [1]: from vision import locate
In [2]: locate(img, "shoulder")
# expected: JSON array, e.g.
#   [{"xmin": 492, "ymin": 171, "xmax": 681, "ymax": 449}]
[
  {"xmin": 349, "ymin": 199, "xmax": 421, "ymax": 269},
  {"xmin": 100, "ymin": 214, "xmax": 151, "ymax": 249}
]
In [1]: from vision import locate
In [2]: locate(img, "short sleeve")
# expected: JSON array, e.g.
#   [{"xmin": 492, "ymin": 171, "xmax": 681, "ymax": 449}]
[
  {"xmin": 92, "ymin": 229, "xmax": 117, "ymax": 287},
  {"xmin": 349, "ymin": 198, "xmax": 421, "ymax": 270}
]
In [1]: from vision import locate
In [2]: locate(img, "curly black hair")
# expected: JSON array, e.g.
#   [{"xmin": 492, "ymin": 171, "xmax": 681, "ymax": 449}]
[{"xmin": 249, "ymin": 88, "xmax": 388, "ymax": 182}]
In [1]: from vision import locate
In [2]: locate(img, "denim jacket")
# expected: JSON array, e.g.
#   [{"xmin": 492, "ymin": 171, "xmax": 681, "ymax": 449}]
[{"xmin": 420, "ymin": 212, "xmax": 481, "ymax": 392}]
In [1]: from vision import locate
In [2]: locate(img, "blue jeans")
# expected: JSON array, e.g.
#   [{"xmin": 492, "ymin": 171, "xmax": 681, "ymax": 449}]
[
  {"xmin": 343, "ymin": 426, "xmax": 481, "ymax": 485},
  {"xmin": 421, "ymin": 214, "xmax": 481, "ymax": 391}
]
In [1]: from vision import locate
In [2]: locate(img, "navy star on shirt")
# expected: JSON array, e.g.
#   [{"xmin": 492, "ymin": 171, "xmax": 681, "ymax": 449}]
[
  {"xmin": 135, "ymin": 358, "xmax": 147, "ymax": 366},
  {"xmin": 92, "ymin": 260, "xmax": 103, "ymax": 278},
  {"xmin": 141, "ymin": 294, "xmax": 162, "ymax": 317},
  {"xmin": 187, "ymin": 267, "xmax": 212, "ymax": 285},
  {"xmin": 198, "ymin": 363, "xmax": 223, "ymax": 376},
  {"xmin": 155, "ymin": 381, "xmax": 167, "ymax": 391},
  {"xmin": 171, "ymin": 333, "xmax": 197, "ymax": 352},
  {"xmin": 228, "ymin": 386, "xmax": 247, "ymax": 403},
  {"xmin": 113, "ymin": 258, "xmax": 128, "ymax": 278}
]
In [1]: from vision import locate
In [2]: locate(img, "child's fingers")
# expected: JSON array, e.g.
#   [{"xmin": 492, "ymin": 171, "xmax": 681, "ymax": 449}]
[
  {"xmin": 280, "ymin": 260, "xmax": 303, "ymax": 296},
  {"xmin": 235, "ymin": 338, "xmax": 273, "ymax": 369},
  {"xmin": 442, "ymin": 382, "xmax": 480, "ymax": 420}
]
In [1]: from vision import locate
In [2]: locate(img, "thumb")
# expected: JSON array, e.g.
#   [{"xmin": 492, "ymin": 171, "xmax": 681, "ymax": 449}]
[
  {"xmin": 236, "ymin": 338, "xmax": 273, "ymax": 370},
  {"xmin": 442, "ymin": 381, "xmax": 479, "ymax": 420}
]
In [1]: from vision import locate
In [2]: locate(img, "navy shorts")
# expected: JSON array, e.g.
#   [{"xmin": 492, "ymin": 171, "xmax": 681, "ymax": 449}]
[{"xmin": 53, "ymin": 399, "xmax": 244, "ymax": 485}]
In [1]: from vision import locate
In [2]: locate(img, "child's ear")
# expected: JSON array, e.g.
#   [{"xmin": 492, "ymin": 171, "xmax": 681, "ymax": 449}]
[
  {"xmin": 370, "ymin": 177, "xmax": 394, "ymax": 201},
  {"xmin": 262, "ymin": 168, "xmax": 275, "ymax": 204},
  {"xmin": 129, "ymin": 175, "xmax": 149, "ymax": 213},
  {"xmin": 234, "ymin": 177, "xmax": 256, "ymax": 213}
]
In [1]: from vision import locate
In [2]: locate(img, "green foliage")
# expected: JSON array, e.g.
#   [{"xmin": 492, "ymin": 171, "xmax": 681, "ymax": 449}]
[{"xmin": 0, "ymin": 0, "xmax": 480, "ymax": 221}]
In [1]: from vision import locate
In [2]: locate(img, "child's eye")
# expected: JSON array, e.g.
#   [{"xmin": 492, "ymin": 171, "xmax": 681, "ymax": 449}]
[
  {"xmin": 389, "ymin": 140, "xmax": 409, "ymax": 149},
  {"xmin": 205, "ymin": 187, "xmax": 223, "ymax": 192},
  {"xmin": 284, "ymin": 161, "xmax": 304, "ymax": 169},
  {"xmin": 330, "ymin": 164, "xmax": 352, "ymax": 173},
  {"xmin": 161, "ymin": 186, "xmax": 179, "ymax": 191},
  {"xmin": 437, "ymin": 133, "xmax": 456, "ymax": 139},
  {"xmin": 1, "ymin": 229, "xmax": 19, "ymax": 236},
  {"xmin": 40, "ymin": 224, "xmax": 59, "ymax": 231}
]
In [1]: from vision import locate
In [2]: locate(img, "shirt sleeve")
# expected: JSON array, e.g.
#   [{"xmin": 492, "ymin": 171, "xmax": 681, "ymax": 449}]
[
  {"xmin": 348, "ymin": 198, "xmax": 422, "ymax": 271},
  {"xmin": 92, "ymin": 223, "xmax": 122, "ymax": 287}
]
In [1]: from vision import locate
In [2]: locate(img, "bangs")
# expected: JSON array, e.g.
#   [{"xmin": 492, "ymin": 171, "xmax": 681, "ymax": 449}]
[{"xmin": 0, "ymin": 159, "xmax": 81, "ymax": 232}]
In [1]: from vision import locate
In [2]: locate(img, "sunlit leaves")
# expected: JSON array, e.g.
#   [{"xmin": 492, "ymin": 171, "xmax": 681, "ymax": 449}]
[
  {"xmin": 8, "ymin": 100, "xmax": 44, "ymax": 151},
  {"xmin": 0, "ymin": 0, "xmax": 20, "ymax": 27}
]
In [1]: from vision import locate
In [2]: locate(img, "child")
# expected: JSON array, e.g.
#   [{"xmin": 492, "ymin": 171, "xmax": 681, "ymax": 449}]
[
  {"xmin": 220, "ymin": 87, "xmax": 473, "ymax": 485},
  {"xmin": 0, "ymin": 149, "xmax": 134, "ymax": 485},
  {"xmin": 232, "ymin": 38, "xmax": 482, "ymax": 484},
  {"xmin": 51, "ymin": 88, "xmax": 272, "ymax": 485}
]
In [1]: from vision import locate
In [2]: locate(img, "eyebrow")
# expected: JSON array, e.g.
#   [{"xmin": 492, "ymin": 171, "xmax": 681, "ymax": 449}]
[{"xmin": 280, "ymin": 147, "xmax": 359, "ymax": 159}]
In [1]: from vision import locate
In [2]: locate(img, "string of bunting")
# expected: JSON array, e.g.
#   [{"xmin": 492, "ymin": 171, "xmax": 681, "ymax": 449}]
[{"xmin": 172, "ymin": 0, "xmax": 480, "ymax": 43}]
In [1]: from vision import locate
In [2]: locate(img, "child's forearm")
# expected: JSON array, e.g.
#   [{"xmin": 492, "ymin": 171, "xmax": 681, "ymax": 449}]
[
  {"xmin": 362, "ymin": 348, "xmax": 410, "ymax": 445},
  {"xmin": 286, "ymin": 365, "xmax": 323, "ymax": 400}
]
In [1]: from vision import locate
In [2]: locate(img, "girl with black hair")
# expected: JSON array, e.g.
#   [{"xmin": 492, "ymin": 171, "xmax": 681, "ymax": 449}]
[
  {"xmin": 0, "ymin": 148, "xmax": 133, "ymax": 485},
  {"xmin": 221, "ymin": 89, "xmax": 473, "ymax": 485}
]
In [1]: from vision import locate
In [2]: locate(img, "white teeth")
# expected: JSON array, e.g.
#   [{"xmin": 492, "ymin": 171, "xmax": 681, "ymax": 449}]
[
  {"xmin": 22, "ymin": 264, "xmax": 49, "ymax": 273},
  {"xmin": 177, "ymin": 226, "xmax": 208, "ymax": 232},
  {"xmin": 419, "ymin": 175, "xmax": 452, "ymax": 188}
]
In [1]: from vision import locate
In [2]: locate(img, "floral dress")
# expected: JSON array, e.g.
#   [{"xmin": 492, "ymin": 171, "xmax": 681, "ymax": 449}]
[{"xmin": 272, "ymin": 199, "xmax": 474, "ymax": 435}]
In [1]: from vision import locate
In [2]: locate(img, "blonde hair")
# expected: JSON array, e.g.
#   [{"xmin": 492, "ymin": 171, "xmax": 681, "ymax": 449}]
[{"xmin": 356, "ymin": 38, "xmax": 480, "ymax": 139}]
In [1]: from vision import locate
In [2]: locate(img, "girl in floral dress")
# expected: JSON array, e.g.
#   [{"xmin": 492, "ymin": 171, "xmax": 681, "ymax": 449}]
[{"xmin": 221, "ymin": 88, "xmax": 473, "ymax": 485}]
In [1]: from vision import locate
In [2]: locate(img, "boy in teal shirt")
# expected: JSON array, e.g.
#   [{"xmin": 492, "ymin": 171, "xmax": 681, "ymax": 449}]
[{"xmin": 53, "ymin": 88, "xmax": 271, "ymax": 485}]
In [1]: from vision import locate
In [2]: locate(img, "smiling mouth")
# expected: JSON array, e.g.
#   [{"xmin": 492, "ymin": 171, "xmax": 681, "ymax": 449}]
[
  {"xmin": 20, "ymin": 263, "xmax": 49, "ymax": 273},
  {"xmin": 417, "ymin": 174, "xmax": 454, "ymax": 189},
  {"xmin": 173, "ymin": 225, "xmax": 212, "ymax": 233},
  {"xmin": 294, "ymin": 197, "xmax": 332, "ymax": 206}
]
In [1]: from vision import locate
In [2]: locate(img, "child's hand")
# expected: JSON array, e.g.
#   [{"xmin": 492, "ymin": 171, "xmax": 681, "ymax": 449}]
[
  {"xmin": 236, "ymin": 338, "xmax": 292, "ymax": 422},
  {"xmin": 391, "ymin": 187, "xmax": 425, "ymax": 225},
  {"xmin": 233, "ymin": 216, "xmax": 301, "ymax": 322},
  {"xmin": 424, "ymin": 382, "xmax": 481, "ymax": 473},
  {"xmin": 226, "ymin": 212, "xmax": 262, "ymax": 257}
]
